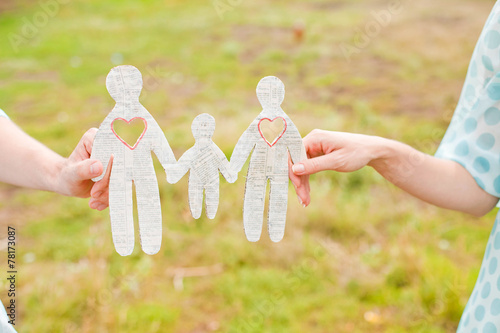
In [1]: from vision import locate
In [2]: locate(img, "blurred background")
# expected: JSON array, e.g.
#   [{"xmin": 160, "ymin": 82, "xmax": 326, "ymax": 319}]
[{"xmin": 0, "ymin": 0, "xmax": 497, "ymax": 332}]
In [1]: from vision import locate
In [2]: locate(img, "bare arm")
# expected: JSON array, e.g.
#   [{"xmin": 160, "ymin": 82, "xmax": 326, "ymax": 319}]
[
  {"xmin": 292, "ymin": 129, "xmax": 498, "ymax": 216},
  {"xmin": 0, "ymin": 117, "xmax": 103, "ymax": 198}
]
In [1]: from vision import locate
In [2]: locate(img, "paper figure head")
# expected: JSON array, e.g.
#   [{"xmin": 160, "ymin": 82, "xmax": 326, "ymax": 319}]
[
  {"xmin": 191, "ymin": 113, "xmax": 215, "ymax": 140},
  {"xmin": 256, "ymin": 76, "xmax": 285, "ymax": 109},
  {"xmin": 106, "ymin": 65, "xmax": 143, "ymax": 102}
]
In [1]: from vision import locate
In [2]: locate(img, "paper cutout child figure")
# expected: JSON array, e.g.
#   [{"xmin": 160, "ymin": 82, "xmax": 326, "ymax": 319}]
[
  {"xmin": 165, "ymin": 113, "xmax": 236, "ymax": 219},
  {"xmin": 91, "ymin": 65, "xmax": 176, "ymax": 256},
  {"xmin": 230, "ymin": 76, "xmax": 307, "ymax": 242}
]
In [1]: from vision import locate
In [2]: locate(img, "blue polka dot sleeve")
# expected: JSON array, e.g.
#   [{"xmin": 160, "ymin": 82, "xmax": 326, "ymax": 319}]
[{"xmin": 436, "ymin": 2, "xmax": 500, "ymax": 198}]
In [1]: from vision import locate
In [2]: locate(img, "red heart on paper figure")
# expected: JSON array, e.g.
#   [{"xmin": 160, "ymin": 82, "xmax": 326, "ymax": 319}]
[
  {"xmin": 111, "ymin": 117, "xmax": 147, "ymax": 150},
  {"xmin": 258, "ymin": 117, "xmax": 287, "ymax": 147}
]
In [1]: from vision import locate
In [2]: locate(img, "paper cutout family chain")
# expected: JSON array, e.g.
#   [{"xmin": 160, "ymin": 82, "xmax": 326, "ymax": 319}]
[{"xmin": 91, "ymin": 65, "xmax": 307, "ymax": 256}]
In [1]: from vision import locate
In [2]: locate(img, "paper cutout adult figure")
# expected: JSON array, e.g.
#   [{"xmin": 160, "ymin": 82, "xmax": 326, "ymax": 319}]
[
  {"xmin": 230, "ymin": 76, "xmax": 307, "ymax": 242},
  {"xmin": 165, "ymin": 113, "xmax": 236, "ymax": 219},
  {"xmin": 91, "ymin": 65, "xmax": 176, "ymax": 256}
]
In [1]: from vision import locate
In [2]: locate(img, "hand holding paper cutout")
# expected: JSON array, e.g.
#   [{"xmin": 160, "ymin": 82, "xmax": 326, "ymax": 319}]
[
  {"xmin": 165, "ymin": 113, "xmax": 236, "ymax": 219},
  {"xmin": 230, "ymin": 76, "xmax": 307, "ymax": 242},
  {"xmin": 91, "ymin": 65, "xmax": 176, "ymax": 256}
]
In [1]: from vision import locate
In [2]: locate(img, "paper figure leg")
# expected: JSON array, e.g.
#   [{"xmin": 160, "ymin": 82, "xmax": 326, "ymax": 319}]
[
  {"xmin": 135, "ymin": 177, "xmax": 162, "ymax": 255},
  {"xmin": 268, "ymin": 176, "xmax": 288, "ymax": 242},
  {"xmin": 189, "ymin": 175, "xmax": 204, "ymax": 219},
  {"xmin": 109, "ymin": 177, "xmax": 135, "ymax": 256},
  {"xmin": 205, "ymin": 180, "xmax": 219, "ymax": 219},
  {"xmin": 243, "ymin": 175, "xmax": 267, "ymax": 242}
]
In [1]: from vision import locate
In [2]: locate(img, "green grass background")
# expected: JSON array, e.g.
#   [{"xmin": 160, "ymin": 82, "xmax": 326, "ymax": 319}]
[{"xmin": 0, "ymin": 0, "xmax": 497, "ymax": 332}]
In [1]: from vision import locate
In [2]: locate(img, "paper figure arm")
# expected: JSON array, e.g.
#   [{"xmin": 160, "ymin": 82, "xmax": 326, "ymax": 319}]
[
  {"xmin": 229, "ymin": 121, "xmax": 258, "ymax": 174},
  {"xmin": 91, "ymin": 125, "xmax": 113, "ymax": 182},
  {"xmin": 212, "ymin": 144, "xmax": 237, "ymax": 183},
  {"xmin": 284, "ymin": 117, "xmax": 307, "ymax": 164},
  {"xmin": 150, "ymin": 123, "xmax": 177, "ymax": 167},
  {"xmin": 165, "ymin": 148, "xmax": 196, "ymax": 184}
]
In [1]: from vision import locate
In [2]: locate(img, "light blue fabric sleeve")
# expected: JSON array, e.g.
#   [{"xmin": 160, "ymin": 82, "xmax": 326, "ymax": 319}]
[
  {"xmin": 436, "ymin": 2, "xmax": 500, "ymax": 198},
  {"xmin": 0, "ymin": 109, "xmax": 8, "ymax": 119}
]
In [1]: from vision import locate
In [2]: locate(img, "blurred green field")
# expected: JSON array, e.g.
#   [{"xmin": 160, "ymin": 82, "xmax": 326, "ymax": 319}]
[{"xmin": 0, "ymin": 0, "xmax": 498, "ymax": 332}]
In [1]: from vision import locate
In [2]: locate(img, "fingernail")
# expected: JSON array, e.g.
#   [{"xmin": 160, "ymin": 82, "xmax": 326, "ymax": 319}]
[
  {"xmin": 93, "ymin": 191, "xmax": 103, "ymax": 198},
  {"xmin": 90, "ymin": 201, "xmax": 98, "ymax": 209},
  {"xmin": 90, "ymin": 162, "xmax": 99, "ymax": 175},
  {"xmin": 297, "ymin": 195, "xmax": 303, "ymax": 206},
  {"xmin": 292, "ymin": 164, "xmax": 305, "ymax": 174}
]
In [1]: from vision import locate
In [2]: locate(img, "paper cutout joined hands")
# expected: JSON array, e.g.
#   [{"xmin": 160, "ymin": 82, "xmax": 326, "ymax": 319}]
[{"xmin": 91, "ymin": 66, "xmax": 306, "ymax": 255}]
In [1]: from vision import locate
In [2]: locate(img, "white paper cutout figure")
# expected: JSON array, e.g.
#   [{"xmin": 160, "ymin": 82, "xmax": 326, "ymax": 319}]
[
  {"xmin": 230, "ymin": 76, "xmax": 307, "ymax": 242},
  {"xmin": 91, "ymin": 65, "xmax": 176, "ymax": 256},
  {"xmin": 165, "ymin": 113, "xmax": 236, "ymax": 219}
]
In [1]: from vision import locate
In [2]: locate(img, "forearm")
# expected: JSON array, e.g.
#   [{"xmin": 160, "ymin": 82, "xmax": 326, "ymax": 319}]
[
  {"xmin": 0, "ymin": 117, "xmax": 65, "ymax": 192},
  {"xmin": 369, "ymin": 137, "xmax": 498, "ymax": 216}
]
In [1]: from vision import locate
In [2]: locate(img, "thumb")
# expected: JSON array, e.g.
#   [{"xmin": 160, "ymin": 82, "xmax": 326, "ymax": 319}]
[
  {"xmin": 70, "ymin": 159, "xmax": 103, "ymax": 181},
  {"xmin": 292, "ymin": 153, "xmax": 337, "ymax": 176}
]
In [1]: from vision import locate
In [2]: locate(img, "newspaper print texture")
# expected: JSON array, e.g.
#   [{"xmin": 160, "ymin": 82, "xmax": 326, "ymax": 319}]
[
  {"xmin": 230, "ymin": 76, "xmax": 307, "ymax": 242},
  {"xmin": 91, "ymin": 65, "xmax": 176, "ymax": 256},
  {"xmin": 165, "ymin": 113, "xmax": 236, "ymax": 219}
]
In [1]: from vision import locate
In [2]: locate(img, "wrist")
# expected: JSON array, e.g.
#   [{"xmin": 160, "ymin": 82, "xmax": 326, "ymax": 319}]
[
  {"xmin": 44, "ymin": 155, "xmax": 68, "ymax": 195},
  {"xmin": 366, "ymin": 136, "xmax": 397, "ymax": 170}
]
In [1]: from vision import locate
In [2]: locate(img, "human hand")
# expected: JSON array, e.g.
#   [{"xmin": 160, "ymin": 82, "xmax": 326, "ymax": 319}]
[
  {"xmin": 291, "ymin": 129, "xmax": 383, "ymax": 205},
  {"xmin": 288, "ymin": 155, "xmax": 310, "ymax": 207},
  {"xmin": 55, "ymin": 128, "xmax": 106, "ymax": 207}
]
